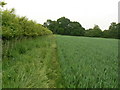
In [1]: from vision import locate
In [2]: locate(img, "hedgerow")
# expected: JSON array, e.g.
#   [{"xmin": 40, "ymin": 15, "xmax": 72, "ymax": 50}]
[{"xmin": 1, "ymin": 9, "xmax": 52, "ymax": 40}]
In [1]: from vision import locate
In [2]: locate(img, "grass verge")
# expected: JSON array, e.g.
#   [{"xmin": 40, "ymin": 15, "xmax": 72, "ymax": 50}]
[{"xmin": 2, "ymin": 35, "xmax": 60, "ymax": 88}]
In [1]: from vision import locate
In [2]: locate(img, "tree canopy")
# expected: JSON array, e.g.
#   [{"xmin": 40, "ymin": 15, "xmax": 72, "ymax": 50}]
[
  {"xmin": 102, "ymin": 22, "xmax": 119, "ymax": 39},
  {"xmin": 44, "ymin": 17, "xmax": 85, "ymax": 36},
  {"xmin": 44, "ymin": 17, "xmax": 119, "ymax": 39},
  {"xmin": 0, "ymin": 1, "xmax": 7, "ymax": 7},
  {"xmin": 85, "ymin": 25, "xmax": 102, "ymax": 37}
]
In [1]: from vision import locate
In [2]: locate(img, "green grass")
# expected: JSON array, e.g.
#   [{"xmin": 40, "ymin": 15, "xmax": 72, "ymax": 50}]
[
  {"xmin": 56, "ymin": 35, "xmax": 118, "ymax": 88},
  {"xmin": 2, "ymin": 35, "xmax": 118, "ymax": 88},
  {"xmin": 2, "ymin": 35, "xmax": 60, "ymax": 88}
]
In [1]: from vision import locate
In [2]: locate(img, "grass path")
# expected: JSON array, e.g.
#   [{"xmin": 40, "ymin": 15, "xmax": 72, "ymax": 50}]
[{"xmin": 2, "ymin": 35, "xmax": 60, "ymax": 88}]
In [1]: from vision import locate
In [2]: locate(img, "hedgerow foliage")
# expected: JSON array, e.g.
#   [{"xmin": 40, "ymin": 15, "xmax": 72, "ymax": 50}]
[{"xmin": 1, "ymin": 9, "xmax": 52, "ymax": 40}]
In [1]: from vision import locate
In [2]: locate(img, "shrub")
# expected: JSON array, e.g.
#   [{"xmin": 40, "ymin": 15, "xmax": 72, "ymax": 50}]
[{"xmin": 1, "ymin": 9, "xmax": 53, "ymax": 40}]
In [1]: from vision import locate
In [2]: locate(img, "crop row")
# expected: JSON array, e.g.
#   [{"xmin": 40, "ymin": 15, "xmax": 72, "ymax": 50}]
[{"xmin": 56, "ymin": 35, "xmax": 118, "ymax": 88}]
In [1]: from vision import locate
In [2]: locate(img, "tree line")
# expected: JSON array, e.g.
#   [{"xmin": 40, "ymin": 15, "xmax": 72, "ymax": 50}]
[{"xmin": 43, "ymin": 17, "xmax": 120, "ymax": 39}]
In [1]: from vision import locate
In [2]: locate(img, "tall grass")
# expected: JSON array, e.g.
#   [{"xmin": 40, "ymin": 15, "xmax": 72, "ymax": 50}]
[
  {"xmin": 56, "ymin": 35, "xmax": 118, "ymax": 88},
  {"xmin": 2, "ymin": 35, "xmax": 60, "ymax": 88}
]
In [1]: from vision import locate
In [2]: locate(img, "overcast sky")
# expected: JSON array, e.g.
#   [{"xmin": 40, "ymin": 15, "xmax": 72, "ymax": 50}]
[{"xmin": 3, "ymin": 0, "xmax": 119, "ymax": 30}]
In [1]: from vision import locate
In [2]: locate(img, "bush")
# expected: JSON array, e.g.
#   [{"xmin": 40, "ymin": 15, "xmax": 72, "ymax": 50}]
[{"xmin": 1, "ymin": 9, "xmax": 53, "ymax": 40}]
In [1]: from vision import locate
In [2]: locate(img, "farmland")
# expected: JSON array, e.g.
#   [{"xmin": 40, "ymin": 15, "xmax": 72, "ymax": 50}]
[
  {"xmin": 2, "ymin": 35, "xmax": 118, "ymax": 88},
  {"xmin": 1, "ymin": 0, "xmax": 119, "ymax": 89},
  {"xmin": 56, "ymin": 35, "xmax": 118, "ymax": 88}
]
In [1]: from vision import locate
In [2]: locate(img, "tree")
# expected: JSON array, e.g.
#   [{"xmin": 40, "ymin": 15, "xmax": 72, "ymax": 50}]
[
  {"xmin": 68, "ymin": 22, "xmax": 85, "ymax": 36},
  {"xmin": 102, "ymin": 30, "xmax": 110, "ymax": 38},
  {"xmin": 43, "ymin": 19, "xmax": 59, "ymax": 34},
  {"xmin": 108, "ymin": 22, "xmax": 118, "ymax": 38},
  {"xmin": 117, "ymin": 23, "xmax": 120, "ymax": 39},
  {"xmin": 43, "ymin": 19, "xmax": 52, "ymax": 27},
  {"xmin": 102, "ymin": 22, "xmax": 119, "ymax": 39},
  {"xmin": 43, "ymin": 17, "xmax": 85, "ymax": 36},
  {"xmin": 84, "ymin": 25, "xmax": 102, "ymax": 37},
  {"xmin": 92, "ymin": 25, "xmax": 103, "ymax": 37},
  {"xmin": 57, "ymin": 17, "xmax": 70, "ymax": 35},
  {"xmin": 57, "ymin": 17, "xmax": 70, "ymax": 26},
  {"xmin": 0, "ymin": 1, "xmax": 7, "ymax": 7},
  {"xmin": 84, "ymin": 28, "xmax": 93, "ymax": 37}
]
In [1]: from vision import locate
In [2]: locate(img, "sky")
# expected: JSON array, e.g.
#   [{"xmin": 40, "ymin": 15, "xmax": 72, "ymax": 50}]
[{"xmin": 3, "ymin": 0, "xmax": 120, "ymax": 30}]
